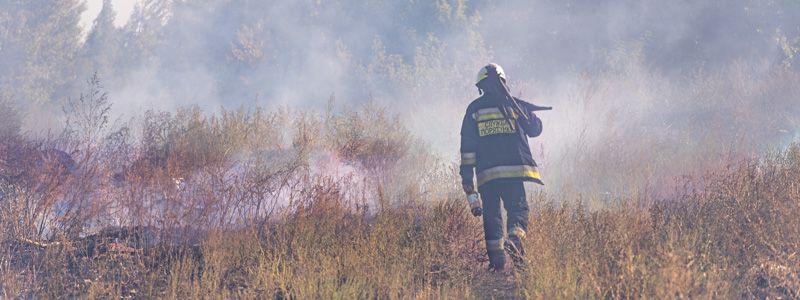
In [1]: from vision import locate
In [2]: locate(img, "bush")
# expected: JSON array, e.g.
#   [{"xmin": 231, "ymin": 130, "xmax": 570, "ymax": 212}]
[
  {"xmin": 518, "ymin": 144, "xmax": 800, "ymax": 299},
  {"xmin": 2, "ymin": 96, "xmax": 800, "ymax": 298}
]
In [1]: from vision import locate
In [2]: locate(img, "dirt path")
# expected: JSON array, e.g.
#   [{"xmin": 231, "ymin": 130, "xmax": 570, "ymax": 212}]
[{"xmin": 471, "ymin": 269, "xmax": 521, "ymax": 299}]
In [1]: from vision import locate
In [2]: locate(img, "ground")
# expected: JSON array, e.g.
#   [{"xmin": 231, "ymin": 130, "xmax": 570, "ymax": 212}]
[{"xmin": 472, "ymin": 267, "xmax": 521, "ymax": 299}]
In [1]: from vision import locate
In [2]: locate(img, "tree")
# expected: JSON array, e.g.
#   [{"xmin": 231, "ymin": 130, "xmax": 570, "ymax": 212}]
[
  {"xmin": 81, "ymin": 0, "xmax": 124, "ymax": 82},
  {"xmin": 0, "ymin": 0, "xmax": 85, "ymax": 130},
  {"xmin": 120, "ymin": 0, "xmax": 172, "ymax": 67},
  {"xmin": 0, "ymin": 98, "xmax": 21, "ymax": 139}
]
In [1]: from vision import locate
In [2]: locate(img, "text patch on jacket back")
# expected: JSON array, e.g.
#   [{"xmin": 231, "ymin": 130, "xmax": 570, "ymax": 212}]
[
  {"xmin": 474, "ymin": 107, "xmax": 516, "ymax": 137},
  {"xmin": 478, "ymin": 118, "xmax": 516, "ymax": 136}
]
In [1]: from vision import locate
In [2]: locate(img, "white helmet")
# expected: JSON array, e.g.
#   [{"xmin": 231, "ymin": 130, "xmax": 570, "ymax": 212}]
[{"xmin": 476, "ymin": 63, "xmax": 506, "ymax": 85}]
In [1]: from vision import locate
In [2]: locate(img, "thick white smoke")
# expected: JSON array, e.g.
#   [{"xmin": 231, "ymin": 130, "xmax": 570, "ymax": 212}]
[{"xmin": 13, "ymin": 0, "xmax": 800, "ymax": 198}]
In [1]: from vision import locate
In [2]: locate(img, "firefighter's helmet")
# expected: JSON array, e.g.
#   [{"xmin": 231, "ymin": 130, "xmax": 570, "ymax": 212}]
[{"xmin": 476, "ymin": 63, "xmax": 506, "ymax": 85}]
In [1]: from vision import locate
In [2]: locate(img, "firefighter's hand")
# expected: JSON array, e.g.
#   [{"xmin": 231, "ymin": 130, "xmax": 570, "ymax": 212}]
[
  {"xmin": 471, "ymin": 206, "xmax": 483, "ymax": 217},
  {"xmin": 462, "ymin": 183, "xmax": 475, "ymax": 194}
]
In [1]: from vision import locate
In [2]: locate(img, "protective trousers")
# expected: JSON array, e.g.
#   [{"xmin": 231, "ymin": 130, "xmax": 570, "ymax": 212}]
[{"xmin": 478, "ymin": 180, "xmax": 529, "ymax": 270}]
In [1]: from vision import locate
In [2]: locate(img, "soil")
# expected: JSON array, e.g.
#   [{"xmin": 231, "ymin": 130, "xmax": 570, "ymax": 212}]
[{"xmin": 472, "ymin": 268, "xmax": 521, "ymax": 299}]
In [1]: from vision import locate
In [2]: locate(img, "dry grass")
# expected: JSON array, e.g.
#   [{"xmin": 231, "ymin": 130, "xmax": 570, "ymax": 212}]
[
  {"xmin": 0, "ymin": 100, "xmax": 485, "ymax": 299},
  {"xmin": 541, "ymin": 51, "xmax": 800, "ymax": 200},
  {"xmin": 519, "ymin": 146, "xmax": 800, "ymax": 299},
  {"xmin": 2, "ymin": 70, "xmax": 800, "ymax": 298}
]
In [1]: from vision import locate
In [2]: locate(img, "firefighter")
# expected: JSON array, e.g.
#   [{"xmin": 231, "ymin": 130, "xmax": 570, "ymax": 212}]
[{"xmin": 460, "ymin": 63, "xmax": 544, "ymax": 271}]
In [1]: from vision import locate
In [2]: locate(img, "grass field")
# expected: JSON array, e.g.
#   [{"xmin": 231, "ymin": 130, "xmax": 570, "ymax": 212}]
[{"xmin": 1, "ymin": 71, "xmax": 799, "ymax": 299}]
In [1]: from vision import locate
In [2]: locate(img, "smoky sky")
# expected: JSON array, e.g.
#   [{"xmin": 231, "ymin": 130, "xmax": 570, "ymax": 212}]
[
  {"xmin": 109, "ymin": 0, "xmax": 799, "ymax": 109},
  {"xmin": 10, "ymin": 0, "xmax": 799, "ymax": 194},
  {"xmin": 476, "ymin": 0, "xmax": 799, "ymax": 79}
]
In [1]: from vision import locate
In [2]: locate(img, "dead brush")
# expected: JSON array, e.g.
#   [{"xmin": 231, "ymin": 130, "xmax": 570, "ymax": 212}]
[
  {"xmin": 1, "ymin": 98, "xmax": 485, "ymax": 298},
  {"xmin": 3, "ymin": 70, "xmax": 800, "ymax": 298},
  {"xmin": 518, "ymin": 144, "xmax": 800, "ymax": 299},
  {"xmin": 250, "ymin": 176, "xmax": 482, "ymax": 299}
]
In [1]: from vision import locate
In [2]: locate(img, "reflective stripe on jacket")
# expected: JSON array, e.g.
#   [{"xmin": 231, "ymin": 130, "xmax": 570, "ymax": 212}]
[{"xmin": 459, "ymin": 94, "xmax": 543, "ymax": 187}]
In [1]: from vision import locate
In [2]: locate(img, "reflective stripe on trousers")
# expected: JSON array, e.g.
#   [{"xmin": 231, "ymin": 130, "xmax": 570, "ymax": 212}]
[
  {"xmin": 476, "ymin": 165, "xmax": 541, "ymax": 187},
  {"xmin": 486, "ymin": 239, "xmax": 504, "ymax": 252}
]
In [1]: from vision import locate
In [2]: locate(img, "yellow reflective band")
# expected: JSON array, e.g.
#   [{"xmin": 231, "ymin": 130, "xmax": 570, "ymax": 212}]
[
  {"xmin": 472, "ymin": 107, "xmax": 503, "ymax": 121},
  {"xmin": 461, "ymin": 152, "xmax": 476, "ymax": 166},
  {"xmin": 477, "ymin": 165, "xmax": 541, "ymax": 186},
  {"xmin": 486, "ymin": 239, "xmax": 504, "ymax": 251},
  {"xmin": 476, "ymin": 113, "xmax": 505, "ymax": 121},
  {"xmin": 509, "ymin": 227, "xmax": 526, "ymax": 239}
]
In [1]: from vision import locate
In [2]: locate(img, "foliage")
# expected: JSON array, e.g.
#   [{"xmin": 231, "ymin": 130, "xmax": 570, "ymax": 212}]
[
  {"xmin": 80, "ymin": 0, "xmax": 124, "ymax": 83},
  {"xmin": 2, "ymin": 97, "xmax": 800, "ymax": 297},
  {"xmin": 0, "ymin": 99, "xmax": 21, "ymax": 139},
  {"xmin": 518, "ymin": 145, "xmax": 800, "ymax": 299},
  {"xmin": 0, "ymin": 0, "xmax": 84, "ymax": 130},
  {"xmin": 2, "ymin": 1, "xmax": 800, "ymax": 298}
]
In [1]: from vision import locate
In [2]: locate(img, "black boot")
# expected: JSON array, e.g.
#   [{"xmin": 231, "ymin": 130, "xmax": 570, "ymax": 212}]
[
  {"xmin": 505, "ymin": 235, "xmax": 526, "ymax": 270},
  {"xmin": 487, "ymin": 250, "xmax": 506, "ymax": 271},
  {"xmin": 506, "ymin": 235, "xmax": 525, "ymax": 256}
]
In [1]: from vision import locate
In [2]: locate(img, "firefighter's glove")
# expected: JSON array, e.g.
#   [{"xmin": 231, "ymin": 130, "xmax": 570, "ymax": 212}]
[
  {"xmin": 467, "ymin": 193, "xmax": 482, "ymax": 217},
  {"xmin": 471, "ymin": 206, "xmax": 483, "ymax": 217}
]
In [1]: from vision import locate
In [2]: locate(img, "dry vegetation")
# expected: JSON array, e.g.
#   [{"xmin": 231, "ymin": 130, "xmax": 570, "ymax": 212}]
[
  {"xmin": 520, "ymin": 147, "xmax": 800, "ymax": 298},
  {"xmin": 544, "ymin": 59, "xmax": 800, "ymax": 197},
  {"xmin": 1, "ymin": 71, "xmax": 800, "ymax": 299},
  {"xmin": 0, "ymin": 89, "xmax": 484, "ymax": 298}
]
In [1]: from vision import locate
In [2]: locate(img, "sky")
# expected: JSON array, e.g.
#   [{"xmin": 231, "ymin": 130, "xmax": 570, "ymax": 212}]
[{"xmin": 80, "ymin": 0, "xmax": 137, "ymax": 31}]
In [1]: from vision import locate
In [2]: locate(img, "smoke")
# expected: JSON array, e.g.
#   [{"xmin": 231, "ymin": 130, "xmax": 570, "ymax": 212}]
[
  {"xmin": 12, "ymin": 0, "xmax": 800, "ymax": 197},
  {"xmin": 81, "ymin": 0, "xmax": 136, "ymax": 32}
]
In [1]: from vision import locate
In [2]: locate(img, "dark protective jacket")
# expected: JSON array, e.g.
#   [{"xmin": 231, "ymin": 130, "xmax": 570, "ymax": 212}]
[{"xmin": 459, "ymin": 94, "xmax": 544, "ymax": 187}]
